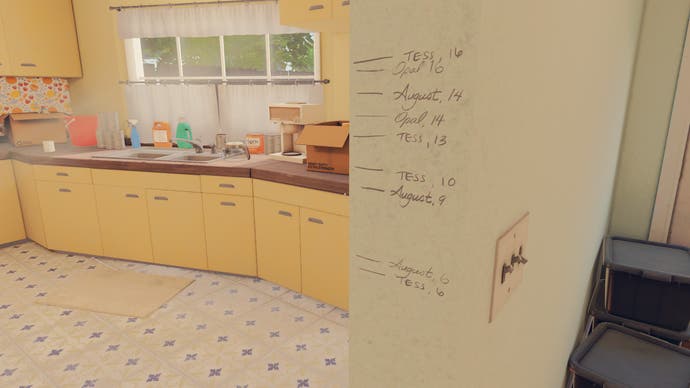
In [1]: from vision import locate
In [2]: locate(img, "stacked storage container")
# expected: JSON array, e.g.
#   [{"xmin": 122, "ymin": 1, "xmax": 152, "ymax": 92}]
[{"xmin": 569, "ymin": 236, "xmax": 690, "ymax": 388}]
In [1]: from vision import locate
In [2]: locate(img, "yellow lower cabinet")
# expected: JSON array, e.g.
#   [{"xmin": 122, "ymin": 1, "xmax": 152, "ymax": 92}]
[
  {"xmin": 36, "ymin": 180, "xmax": 102, "ymax": 256},
  {"xmin": 95, "ymin": 186, "xmax": 152, "ymax": 263},
  {"xmin": 254, "ymin": 198, "xmax": 301, "ymax": 291},
  {"xmin": 300, "ymin": 208, "xmax": 349, "ymax": 310},
  {"xmin": 203, "ymin": 193, "xmax": 257, "ymax": 276},
  {"xmin": 12, "ymin": 161, "xmax": 46, "ymax": 246},
  {"xmin": 0, "ymin": 160, "xmax": 25, "ymax": 244},
  {"xmin": 147, "ymin": 189, "xmax": 207, "ymax": 269}
]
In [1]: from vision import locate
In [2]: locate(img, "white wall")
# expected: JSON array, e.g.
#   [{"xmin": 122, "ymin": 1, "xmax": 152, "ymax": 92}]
[
  {"xmin": 350, "ymin": 1, "xmax": 644, "ymax": 387},
  {"xmin": 609, "ymin": 0, "xmax": 690, "ymax": 239}
]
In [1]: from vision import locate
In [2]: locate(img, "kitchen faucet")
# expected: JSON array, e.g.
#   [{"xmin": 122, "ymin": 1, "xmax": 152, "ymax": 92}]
[{"xmin": 172, "ymin": 138, "xmax": 205, "ymax": 153}]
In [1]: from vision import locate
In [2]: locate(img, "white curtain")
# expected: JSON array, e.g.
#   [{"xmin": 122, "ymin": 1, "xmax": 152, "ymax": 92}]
[
  {"xmin": 125, "ymin": 84, "xmax": 219, "ymax": 144},
  {"xmin": 218, "ymin": 84, "xmax": 323, "ymax": 140},
  {"xmin": 117, "ymin": 2, "xmax": 306, "ymax": 38}
]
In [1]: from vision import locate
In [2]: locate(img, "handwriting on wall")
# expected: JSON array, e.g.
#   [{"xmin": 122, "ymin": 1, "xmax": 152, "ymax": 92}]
[
  {"xmin": 353, "ymin": 46, "xmax": 468, "ymax": 298},
  {"xmin": 353, "ymin": 47, "xmax": 465, "ymax": 210},
  {"xmin": 355, "ymin": 254, "xmax": 451, "ymax": 298}
]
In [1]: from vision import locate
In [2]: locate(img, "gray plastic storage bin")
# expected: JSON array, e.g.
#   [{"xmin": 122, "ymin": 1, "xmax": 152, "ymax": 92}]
[
  {"xmin": 589, "ymin": 279, "xmax": 690, "ymax": 347},
  {"xmin": 604, "ymin": 236, "xmax": 690, "ymax": 331},
  {"xmin": 569, "ymin": 323, "xmax": 690, "ymax": 388}
]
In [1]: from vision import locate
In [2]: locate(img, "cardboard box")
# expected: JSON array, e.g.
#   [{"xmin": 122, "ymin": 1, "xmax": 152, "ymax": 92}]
[
  {"xmin": 0, "ymin": 113, "xmax": 67, "ymax": 147},
  {"xmin": 296, "ymin": 121, "xmax": 350, "ymax": 175}
]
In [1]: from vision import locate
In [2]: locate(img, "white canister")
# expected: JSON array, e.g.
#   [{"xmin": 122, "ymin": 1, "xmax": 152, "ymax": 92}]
[{"xmin": 42, "ymin": 140, "xmax": 55, "ymax": 153}]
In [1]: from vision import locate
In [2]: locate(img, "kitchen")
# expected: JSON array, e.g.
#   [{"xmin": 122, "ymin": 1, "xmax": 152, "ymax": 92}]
[
  {"xmin": 0, "ymin": 0, "xmax": 350, "ymax": 386},
  {"xmin": 3, "ymin": 1, "xmax": 689, "ymax": 387}
]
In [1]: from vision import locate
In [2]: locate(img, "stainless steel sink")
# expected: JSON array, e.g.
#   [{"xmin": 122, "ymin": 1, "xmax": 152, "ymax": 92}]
[
  {"xmin": 92, "ymin": 148, "xmax": 223, "ymax": 163},
  {"xmin": 165, "ymin": 154, "xmax": 223, "ymax": 163},
  {"xmin": 92, "ymin": 149, "xmax": 177, "ymax": 161},
  {"xmin": 128, "ymin": 152, "xmax": 174, "ymax": 159}
]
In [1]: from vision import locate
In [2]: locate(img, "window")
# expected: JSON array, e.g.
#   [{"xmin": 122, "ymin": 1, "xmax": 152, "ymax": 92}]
[{"xmin": 126, "ymin": 33, "xmax": 319, "ymax": 81}]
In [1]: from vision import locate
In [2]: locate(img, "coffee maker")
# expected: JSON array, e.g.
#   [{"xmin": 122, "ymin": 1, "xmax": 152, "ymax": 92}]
[{"xmin": 268, "ymin": 103, "xmax": 324, "ymax": 164}]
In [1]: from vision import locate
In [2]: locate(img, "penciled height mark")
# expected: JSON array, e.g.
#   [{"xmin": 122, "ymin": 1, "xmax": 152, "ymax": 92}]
[
  {"xmin": 355, "ymin": 254, "xmax": 382, "ymax": 263},
  {"xmin": 352, "ymin": 134, "xmax": 386, "ymax": 138},
  {"xmin": 356, "ymin": 69, "xmax": 386, "ymax": 73},
  {"xmin": 361, "ymin": 186, "xmax": 385, "ymax": 193},
  {"xmin": 355, "ymin": 114, "xmax": 388, "ymax": 118},
  {"xmin": 356, "ymin": 92, "xmax": 384, "ymax": 95},
  {"xmin": 353, "ymin": 56, "xmax": 393, "ymax": 64},
  {"xmin": 359, "ymin": 267, "xmax": 386, "ymax": 276},
  {"xmin": 355, "ymin": 166, "xmax": 384, "ymax": 172}
]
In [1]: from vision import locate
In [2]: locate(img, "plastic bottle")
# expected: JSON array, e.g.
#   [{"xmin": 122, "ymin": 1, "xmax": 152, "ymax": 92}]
[
  {"xmin": 128, "ymin": 119, "xmax": 141, "ymax": 149},
  {"xmin": 175, "ymin": 116, "xmax": 193, "ymax": 149}
]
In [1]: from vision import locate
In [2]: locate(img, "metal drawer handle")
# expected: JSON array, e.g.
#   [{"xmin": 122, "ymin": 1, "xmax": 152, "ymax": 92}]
[
  {"xmin": 278, "ymin": 210, "xmax": 292, "ymax": 217},
  {"xmin": 220, "ymin": 201, "xmax": 236, "ymax": 207},
  {"xmin": 218, "ymin": 183, "xmax": 235, "ymax": 189},
  {"xmin": 56, "ymin": 172, "xmax": 69, "ymax": 177},
  {"xmin": 308, "ymin": 217, "xmax": 324, "ymax": 224},
  {"xmin": 154, "ymin": 196, "xmax": 168, "ymax": 201},
  {"xmin": 342, "ymin": 0, "xmax": 350, "ymax": 5},
  {"xmin": 308, "ymin": 4, "xmax": 324, "ymax": 11},
  {"xmin": 58, "ymin": 188, "xmax": 71, "ymax": 193},
  {"xmin": 20, "ymin": 63, "xmax": 37, "ymax": 67},
  {"xmin": 125, "ymin": 193, "xmax": 139, "ymax": 199}
]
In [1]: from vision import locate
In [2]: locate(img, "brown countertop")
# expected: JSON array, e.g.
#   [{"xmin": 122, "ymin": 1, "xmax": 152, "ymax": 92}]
[
  {"xmin": 0, "ymin": 143, "xmax": 349, "ymax": 194},
  {"xmin": 251, "ymin": 160, "xmax": 349, "ymax": 194}
]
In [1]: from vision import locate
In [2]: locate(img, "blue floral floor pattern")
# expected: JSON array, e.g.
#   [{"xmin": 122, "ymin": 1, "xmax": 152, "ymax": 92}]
[{"xmin": 0, "ymin": 242, "xmax": 349, "ymax": 387}]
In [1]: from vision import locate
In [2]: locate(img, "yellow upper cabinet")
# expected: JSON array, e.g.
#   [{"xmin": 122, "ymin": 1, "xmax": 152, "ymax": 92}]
[
  {"xmin": 0, "ymin": 0, "xmax": 82, "ymax": 77},
  {"xmin": 0, "ymin": 160, "xmax": 26, "ymax": 244},
  {"xmin": 0, "ymin": 13, "xmax": 10, "ymax": 75},
  {"xmin": 279, "ymin": 0, "xmax": 349, "ymax": 32}
]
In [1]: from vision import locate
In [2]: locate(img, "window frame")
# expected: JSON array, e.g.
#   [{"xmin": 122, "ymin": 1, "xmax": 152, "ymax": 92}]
[{"xmin": 124, "ymin": 33, "xmax": 321, "ymax": 82}]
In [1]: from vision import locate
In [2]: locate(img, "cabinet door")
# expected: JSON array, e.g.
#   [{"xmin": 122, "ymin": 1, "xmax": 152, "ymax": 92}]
[
  {"xmin": 254, "ymin": 198, "xmax": 301, "ymax": 291},
  {"xmin": 1, "ymin": 0, "xmax": 82, "ymax": 77},
  {"xmin": 203, "ymin": 193, "xmax": 257, "ymax": 276},
  {"xmin": 0, "ymin": 10, "xmax": 10, "ymax": 75},
  {"xmin": 147, "ymin": 190, "xmax": 207, "ymax": 270},
  {"xmin": 300, "ymin": 209, "xmax": 349, "ymax": 309},
  {"xmin": 95, "ymin": 186, "xmax": 152, "ymax": 263},
  {"xmin": 0, "ymin": 160, "xmax": 25, "ymax": 244},
  {"xmin": 280, "ymin": 0, "xmax": 333, "ymax": 25},
  {"xmin": 332, "ymin": 0, "xmax": 350, "ymax": 32},
  {"xmin": 12, "ymin": 161, "xmax": 46, "ymax": 246},
  {"xmin": 36, "ymin": 180, "xmax": 102, "ymax": 255}
]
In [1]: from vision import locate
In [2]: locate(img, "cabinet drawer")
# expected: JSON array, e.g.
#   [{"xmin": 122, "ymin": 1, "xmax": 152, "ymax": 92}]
[
  {"xmin": 34, "ymin": 165, "xmax": 92, "ymax": 184},
  {"xmin": 92, "ymin": 169, "xmax": 201, "ymax": 192},
  {"xmin": 201, "ymin": 176, "xmax": 252, "ymax": 196},
  {"xmin": 253, "ymin": 179, "xmax": 348, "ymax": 216}
]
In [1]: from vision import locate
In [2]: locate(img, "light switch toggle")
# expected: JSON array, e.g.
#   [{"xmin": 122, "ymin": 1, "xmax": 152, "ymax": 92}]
[
  {"xmin": 501, "ymin": 263, "xmax": 514, "ymax": 283},
  {"xmin": 511, "ymin": 252, "xmax": 528, "ymax": 266}
]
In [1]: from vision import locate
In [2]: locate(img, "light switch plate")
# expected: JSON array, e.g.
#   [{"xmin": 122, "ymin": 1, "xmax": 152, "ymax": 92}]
[{"xmin": 489, "ymin": 212, "xmax": 529, "ymax": 322}]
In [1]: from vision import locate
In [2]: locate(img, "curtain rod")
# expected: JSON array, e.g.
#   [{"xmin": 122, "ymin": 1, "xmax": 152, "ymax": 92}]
[
  {"xmin": 110, "ymin": 0, "xmax": 276, "ymax": 11},
  {"xmin": 118, "ymin": 79, "xmax": 330, "ymax": 85}
]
